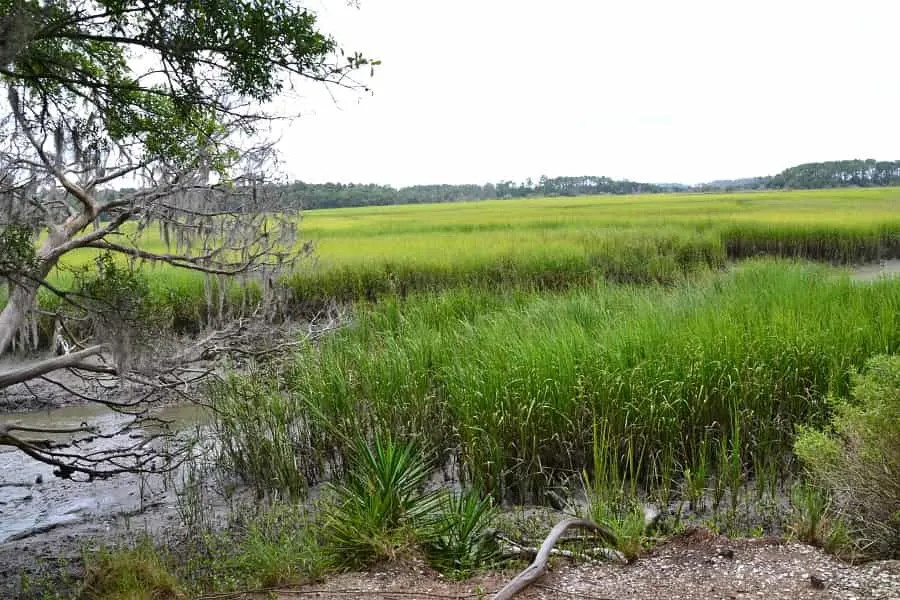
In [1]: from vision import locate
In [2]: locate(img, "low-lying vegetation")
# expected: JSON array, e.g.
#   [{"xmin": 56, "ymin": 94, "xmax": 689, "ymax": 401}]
[
  {"xmin": 212, "ymin": 261, "xmax": 899, "ymax": 509},
  {"xmin": 30, "ymin": 343, "xmax": 900, "ymax": 599},
  {"xmin": 19, "ymin": 437, "xmax": 508, "ymax": 600},
  {"xmin": 8, "ymin": 190, "xmax": 900, "ymax": 599}
]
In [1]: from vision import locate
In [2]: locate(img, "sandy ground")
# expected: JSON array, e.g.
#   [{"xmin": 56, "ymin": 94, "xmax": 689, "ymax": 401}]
[{"xmin": 251, "ymin": 529, "xmax": 900, "ymax": 600}]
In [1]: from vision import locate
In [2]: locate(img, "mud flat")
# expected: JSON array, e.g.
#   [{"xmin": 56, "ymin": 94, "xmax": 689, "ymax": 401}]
[{"xmin": 851, "ymin": 258, "xmax": 900, "ymax": 282}]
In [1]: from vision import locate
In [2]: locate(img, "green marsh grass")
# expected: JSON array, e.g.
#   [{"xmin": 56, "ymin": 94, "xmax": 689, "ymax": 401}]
[
  {"xmin": 290, "ymin": 187, "xmax": 900, "ymax": 305},
  {"xmin": 220, "ymin": 260, "xmax": 900, "ymax": 504},
  {"xmin": 5, "ymin": 188, "xmax": 899, "ymax": 339}
]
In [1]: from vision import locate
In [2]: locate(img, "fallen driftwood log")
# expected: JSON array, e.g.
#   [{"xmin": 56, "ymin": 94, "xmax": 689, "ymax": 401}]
[
  {"xmin": 496, "ymin": 533, "xmax": 626, "ymax": 565},
  {"xmin": 492, "ymin": 518, "xmax": 619, "ymax": 600}
]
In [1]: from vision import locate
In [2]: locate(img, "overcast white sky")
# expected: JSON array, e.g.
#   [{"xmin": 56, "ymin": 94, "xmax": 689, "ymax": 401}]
[{"xmin": 276, "ymin": 0, "xmax": 899, "ymax": 187}]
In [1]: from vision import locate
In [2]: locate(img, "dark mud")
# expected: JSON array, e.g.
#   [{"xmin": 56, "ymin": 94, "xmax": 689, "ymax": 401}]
[{"xmin": 0, "ymin": 398, "xmax": 213, "ymax": 598}]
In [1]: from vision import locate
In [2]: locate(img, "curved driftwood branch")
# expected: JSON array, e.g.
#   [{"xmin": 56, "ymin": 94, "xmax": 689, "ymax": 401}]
[{"xmin": 492, "ymin": 518, "xmax": 619, "ymax": 600}]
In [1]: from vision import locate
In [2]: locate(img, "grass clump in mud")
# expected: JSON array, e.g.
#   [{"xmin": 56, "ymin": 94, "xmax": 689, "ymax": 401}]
[
  {"xmin": 26, "ymin": 506, "xmax": 333, "ymax": 600},
  {"xmin": 580, "ymin": 420, "xmax": 653, "ymax": 561},
  {"xmin": 182, "ymin": 504, "xmax": 333, "ymax": 591},
  {"xmin": 208, "ymin": 369, "xmax": 325, "ymax": 501},
  {"xmin": 76, "ymin": 538, "xmax": 183, "ymax": 600}
]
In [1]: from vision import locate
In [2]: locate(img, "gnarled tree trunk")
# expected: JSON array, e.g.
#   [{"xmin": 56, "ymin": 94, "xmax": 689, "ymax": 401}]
[{"xmin": 0, "ymin": 216, "xmax": 90, "ymax": 358}]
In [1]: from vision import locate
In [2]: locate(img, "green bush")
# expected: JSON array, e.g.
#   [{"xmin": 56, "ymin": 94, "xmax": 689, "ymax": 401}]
[
  {"xmin": 321, "ymin": 436, "xmax": 443, "ymax": 567},
  {"xmin": 424, "ymin": 490, "xmax": 500, "ymax": 576},
  {"xmin": 0, "ymin": 223, "xmax": 37, "ymax": 279},
  {"xmin": 794, "ymin": 354, "xmax": 900, "ymax": 559},
  {"xmin": 58, "ymin": 253, "xmax": 173, "ymax": 359}
]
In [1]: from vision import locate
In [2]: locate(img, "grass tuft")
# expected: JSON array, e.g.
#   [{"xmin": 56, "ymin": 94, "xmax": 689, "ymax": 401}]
[{"xmin": 77, "ymin": 539, "xmax": 182, "ymax": 600}]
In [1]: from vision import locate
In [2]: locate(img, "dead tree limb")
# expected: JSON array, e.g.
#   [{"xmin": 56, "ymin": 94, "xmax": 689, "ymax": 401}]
[
  {"xmin": 492, "ymin": 518, "xmax": 619, "ymax": 600},
  {"xmin": 0, "ymin": 414, "xmax": 178, "ymax": 481},
  {"xmin": 0, "ymin": 343, "xmax": 108, "ymax": 389}
]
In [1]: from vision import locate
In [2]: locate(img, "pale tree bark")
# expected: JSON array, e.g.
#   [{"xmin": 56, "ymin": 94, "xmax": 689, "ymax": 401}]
[
  {"xmin": 0, "ymin": 213, "xmax": 94, "ymax": 357},
  {"xmin": 492, "ymin": 519, "xmax": 619, "ymax": 600},
  {"xmin": 0, "ymin": 344, "xmax": 107, "ymax": 389}
]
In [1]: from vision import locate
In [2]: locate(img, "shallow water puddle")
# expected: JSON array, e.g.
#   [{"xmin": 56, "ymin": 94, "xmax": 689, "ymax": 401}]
[
  {"xmin": 851, "ymin": 258, "xmax": 900, "ymax": 282},
  {"xmin": 0, "ymin": 402, "xmax": 206, "ymax": 543}
]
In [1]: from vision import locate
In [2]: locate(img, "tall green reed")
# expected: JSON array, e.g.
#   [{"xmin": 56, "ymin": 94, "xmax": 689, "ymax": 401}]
[{"xmin": 237, "ymin": 260, "xmax": 900, "ymax": 503}]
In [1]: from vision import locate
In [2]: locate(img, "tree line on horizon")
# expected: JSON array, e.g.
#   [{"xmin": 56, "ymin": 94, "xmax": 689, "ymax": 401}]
[{"xmin": 276, "ymin": 159, "xmax": 900, "ymax": 210}]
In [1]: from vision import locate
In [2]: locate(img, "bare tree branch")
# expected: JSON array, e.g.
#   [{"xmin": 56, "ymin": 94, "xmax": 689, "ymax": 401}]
[
  {"xmin": 7, "ymin": 87, "xmax": 98, "ymax": 218},
  {"xmin": 0, "ymin": 344, "xmax": 108, "ymax": 389},
  {"xmin": 0, "ymin": 419, "xmax": 180, "ymax": 481}
]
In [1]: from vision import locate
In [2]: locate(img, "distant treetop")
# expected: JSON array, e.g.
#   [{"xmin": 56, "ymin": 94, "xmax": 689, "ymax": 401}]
[{"xmin": 281, "ymin": 159, "xmax": 900, "ymax": 210}]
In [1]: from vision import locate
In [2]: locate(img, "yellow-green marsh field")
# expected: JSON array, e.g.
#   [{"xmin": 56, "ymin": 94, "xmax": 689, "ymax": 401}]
[
  {"xmin": 9, "ymin": 186, "xmax": 897, "ymax": 312},
  {"xmin": 290, "ymin": 187, "xmax": 899, "ymax": 298},
  {"xmin": 302, "ymin": 186, "xmax": 900, "ymax": 268},
  {"xmin": 3, "ymin": 186, "xmax": 900, "ymax": 339}
]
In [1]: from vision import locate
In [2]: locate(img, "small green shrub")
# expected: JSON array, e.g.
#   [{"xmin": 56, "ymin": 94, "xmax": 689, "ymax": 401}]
[
  {"xmin": 0, "ymin": 223, "xmax": 37, "ymax": 279},
  {"xmin": 794, "ymin": 354, "xmax": 900, "ymax": 559},
  {"xmin": 75, "ymin": 254, "xmax": 161, "ymax": 324},
  {"xmin": 424, "ymin": 490, "xmax": 500, "ymax": 576},
  {"xmin": 52, "ymin": 253, "xmax": 173, "ymax": 364},
  {"xmin": 321, "ymin": 435, "xmax": 443, "ymax": 567},
  {"xmin": 319, "ymin": 435, "xmax": 502, "ymax": 575}
]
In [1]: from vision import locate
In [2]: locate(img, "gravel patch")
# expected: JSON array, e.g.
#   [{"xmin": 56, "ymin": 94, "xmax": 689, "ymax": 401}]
[{"xmin": 271, "ymin": 528, "xmax": 900, "ymax": 600}]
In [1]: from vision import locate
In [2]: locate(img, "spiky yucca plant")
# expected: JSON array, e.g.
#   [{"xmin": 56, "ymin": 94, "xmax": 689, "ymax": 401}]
[
  {"xmin": 425, "ymin": 490, "xmax": 500, "ymax": 576},
  {"xmin": 322, "ymin": 435, "xmax": 443, "ymax": 567}
]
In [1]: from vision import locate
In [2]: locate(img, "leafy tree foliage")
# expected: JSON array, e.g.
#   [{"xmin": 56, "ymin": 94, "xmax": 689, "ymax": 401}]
[
  {"xmin": 0, "ymin": 0, "xmax": 375, "ymax": 358},
  {"xmin": 0, "ymin": 0, "xmax": 372, "ymax": 172},
  {"xmin": 696, "ymin": 160, "xmax": 900, "ymax": 192},
  {"xmin": 265, "ymin": 176, "xmax": 673, "ymax": 210},
  {"xmin": 768, "ymin": 159, "xmax": 900, "ymax": 189}
]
